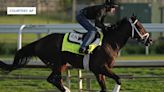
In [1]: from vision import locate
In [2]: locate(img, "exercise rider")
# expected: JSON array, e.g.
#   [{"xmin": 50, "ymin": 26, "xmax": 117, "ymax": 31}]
[{"xmin": 76, "ymin": 0, "xmax": 118, "ymax": 54}]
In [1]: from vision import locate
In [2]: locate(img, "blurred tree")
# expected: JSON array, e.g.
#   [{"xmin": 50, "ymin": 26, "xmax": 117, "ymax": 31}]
[
  {"xmin": 77, "ymin": 0, "xmax": 103, "ymax": 4},
  {"xmin": 60, "ymin": 0, "xmax": 72, "ymax": 10}
]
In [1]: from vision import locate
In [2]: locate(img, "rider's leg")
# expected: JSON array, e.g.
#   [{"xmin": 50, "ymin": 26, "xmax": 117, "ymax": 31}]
[
  {"xmin": 80, "ymin": 30, "xmax": 96, "ymax": 51},
  {"xmin": 76, "ymin": 12, "xmax": 97, "ymax": 53}
]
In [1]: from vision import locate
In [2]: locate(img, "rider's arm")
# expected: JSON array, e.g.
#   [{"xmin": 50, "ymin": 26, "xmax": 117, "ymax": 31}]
[
  {"xmin": 95, "ymin": 8, "xmax": 111, "ymax": 31},
  {"xmin": 95, "ymin": 16, "xmax": 115, "ymax": 31},
  {"xmin": 95, "ymin": 13, "xmax": 106, "ymax": 29}
]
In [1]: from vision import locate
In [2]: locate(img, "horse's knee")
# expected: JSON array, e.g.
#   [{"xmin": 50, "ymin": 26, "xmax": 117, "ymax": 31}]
[
  {"xmin": 47, "ymin": 75, "xmax": 62, "ymax": 85},
  {"xmin": 114, "ymin": 75, "xmax": 121, "ymax": 85},
  {"xmin": 109, "ymin": 74, "xmax": 122, "ymax": 85},
  {"xmin": 116, "ymin": 78, "xmax": 121, "ymax": 85}
]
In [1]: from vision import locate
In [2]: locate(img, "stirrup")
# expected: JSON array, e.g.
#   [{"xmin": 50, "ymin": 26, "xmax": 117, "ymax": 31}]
[{"xmin": 79, "ymin": 47, "xmax": 89, "ymax": 54}]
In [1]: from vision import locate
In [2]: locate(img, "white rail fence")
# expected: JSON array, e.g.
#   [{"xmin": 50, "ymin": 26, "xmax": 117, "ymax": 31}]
[{"xmin": 0, "ymin": 23, "xmax": 164, "ymax": 54}]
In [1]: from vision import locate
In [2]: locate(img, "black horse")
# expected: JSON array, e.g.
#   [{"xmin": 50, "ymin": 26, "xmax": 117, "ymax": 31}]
[{"xmin": 0, "ymin": 16, "xmax": 152, "ymax": 92}]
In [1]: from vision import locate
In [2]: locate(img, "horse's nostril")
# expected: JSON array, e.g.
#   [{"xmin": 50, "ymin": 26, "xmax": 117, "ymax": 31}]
[
  {"xmin": 149, "ymin": 39, "xmax": 153, "ymax": 43},
  {"xmin": 145, "ymin": 38, "xmax": 153, "ymax": 46}
]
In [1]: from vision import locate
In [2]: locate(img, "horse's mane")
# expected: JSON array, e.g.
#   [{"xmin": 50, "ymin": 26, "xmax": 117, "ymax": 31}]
[
  {"xmin": 116, "ymin": 17, "xmax": 128, "ymax": 25},
  {"xmin": 103, "ymin": 17, "xmax": 129, "ymax": 35},
  {"xmin": 113, "ymin": 17, "xmax": 128, "ymax": 31}
]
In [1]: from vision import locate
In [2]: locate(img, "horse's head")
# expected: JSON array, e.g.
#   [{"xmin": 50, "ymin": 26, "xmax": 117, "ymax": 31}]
[{"xmin": 129, "ymin": 16, "xmax": 152, "ymax": 46}]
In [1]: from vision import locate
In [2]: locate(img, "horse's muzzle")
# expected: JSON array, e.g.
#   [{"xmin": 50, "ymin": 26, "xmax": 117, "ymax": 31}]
[{"xmin": 144, "ymin": 38, "xmax": 153, "ymax": 46}]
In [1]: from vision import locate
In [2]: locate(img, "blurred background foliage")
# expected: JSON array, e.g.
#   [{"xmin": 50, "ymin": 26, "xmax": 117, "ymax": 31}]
[{"xmin": 0, "ymin": 0, "xmax": 163, "ymax": 23}]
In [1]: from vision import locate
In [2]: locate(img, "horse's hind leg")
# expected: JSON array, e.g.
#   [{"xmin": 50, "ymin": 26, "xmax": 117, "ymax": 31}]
[
  {"xmin": 38, "ymin": 56, "xmax": 69, "ymax": 92},
  {"xmin": 47, "ymin": 70, "xmax": 65, "ymax": 92},
  {"xmin": 47, "ymin": 65, "xmax": 70, "ymax": 92}
]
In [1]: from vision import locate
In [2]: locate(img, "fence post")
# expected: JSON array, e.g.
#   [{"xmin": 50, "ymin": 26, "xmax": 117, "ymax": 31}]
[
  {"xmin": 145, "ymin": 46, "xmax": 149, "ymax": 55},
  {"xmin": 72, "ymin": 0, "xmax": 76, "ymax": 22},
  {"xmin": 18, "ymin": 24, "xmax": 26, "ymax": 50},
  {"xmin": 86, "ymin": 77, "xmax": 91, "ymax": 91},
  {"xmin": 78, "ymin": 69, "xmax": 83, "ymax": 92},
  {"xmin": 66, "ymin": 69, "xmax": 71, "ymax": 89}
]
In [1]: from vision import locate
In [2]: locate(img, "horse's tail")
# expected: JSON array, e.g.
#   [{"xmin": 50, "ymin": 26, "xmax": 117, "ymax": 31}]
[
  {"xmin": 0, "ymin": 60, "xmax": 11, "ymax": 71},
  {"xmin": 0, "ymin": 42, "xmax": 36, "ymax": 72}
]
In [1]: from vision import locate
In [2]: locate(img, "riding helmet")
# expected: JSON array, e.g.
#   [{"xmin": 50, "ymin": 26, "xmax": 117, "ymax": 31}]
[{"xmin": 104, "ymin": 0, "xmax": 118, "ymax": 8}]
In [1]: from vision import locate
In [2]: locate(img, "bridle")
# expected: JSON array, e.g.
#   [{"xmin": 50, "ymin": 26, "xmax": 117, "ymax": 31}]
[{"xmin": 129, "ymin": 18, "xmax": 150, "ymax": 44}]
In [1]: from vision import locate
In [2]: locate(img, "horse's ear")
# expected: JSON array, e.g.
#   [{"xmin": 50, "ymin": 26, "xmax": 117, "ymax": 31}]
[
  {"xmin": 132, "ymin": 13, "xmax": 136, "ymax": 17},
  {"xmin": 132, "ymin": 13, "xmax": 135, "ymax": 17},
  {"xmin": 131, "ymin": 13, "xmax": 137, "ymax": 19}
]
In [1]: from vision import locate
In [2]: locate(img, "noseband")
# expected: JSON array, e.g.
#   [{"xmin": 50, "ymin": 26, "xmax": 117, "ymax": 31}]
[{"xmin": 129, "ymin": 18, "xmax": 150, "ymax": 44}]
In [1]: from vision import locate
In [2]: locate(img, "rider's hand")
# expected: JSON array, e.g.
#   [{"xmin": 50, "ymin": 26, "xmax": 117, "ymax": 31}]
[{"xmin": 105, "ymin": 26, "xmax": 113, "ymax": 31}]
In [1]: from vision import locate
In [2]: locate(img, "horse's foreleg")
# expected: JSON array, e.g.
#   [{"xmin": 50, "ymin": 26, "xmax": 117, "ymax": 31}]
[
  {"xmin": 98, "ymin": 64, "xmax": 121, "ymax": 92},
  {"xmin": 103, "ymin": 64, "xmax": 121, "ymax": 85},
  {"xmin": 94, "ymin": 73, "xmax": 107, "ymax": 92},
  {"xmin": 101, "ymin": 64, "xmax": 121, "ymax": 92}
]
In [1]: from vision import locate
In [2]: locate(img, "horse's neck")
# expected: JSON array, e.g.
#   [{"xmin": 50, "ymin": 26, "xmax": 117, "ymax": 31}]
[
  {"xmin": 104, "ymin": 33, "xmax": 129, "ymax": 51},
  {"xmin": 103, "ymin": 20, "xmax": 131, "ymax": 51}
]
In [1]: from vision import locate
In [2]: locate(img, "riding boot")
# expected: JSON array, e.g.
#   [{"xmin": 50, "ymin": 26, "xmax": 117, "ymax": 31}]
[{"xmin": 79, "ymin": 31, "xmax": 96, "ymax": 54}]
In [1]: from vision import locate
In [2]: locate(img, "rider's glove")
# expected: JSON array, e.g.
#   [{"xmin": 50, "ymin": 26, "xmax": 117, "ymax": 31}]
[{"xmin": 104, "ymin": 26, "xmax": 114, "ymax": 31}]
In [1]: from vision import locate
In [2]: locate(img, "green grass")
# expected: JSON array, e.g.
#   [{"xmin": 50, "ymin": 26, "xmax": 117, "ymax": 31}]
[
  {"xmin": 0, "ymin": 15, "xmax": 72, "ymax": 24},
  {"xmin": 0, "ymin": 68, "xmax": 163, "ymax": 92},
  {"xmin": 117, "ymin": 55, "xmax": 164, "ymax": 60},
  {"xmin": 0, "ymin": 16, "xmax": 49, "ymax": 24},
  {"xmin": 0, "ymin": 33, "xmax": 53, "ymax": 47},
  {"xmin": 0, "ymin": 33, "xmax": 47, "ymax": 43}
]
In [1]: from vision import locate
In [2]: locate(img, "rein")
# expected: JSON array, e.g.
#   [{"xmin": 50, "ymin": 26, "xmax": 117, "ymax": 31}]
[{"xmin": 129, "ymin": 18, "xmax": 150, "ymax": 44}]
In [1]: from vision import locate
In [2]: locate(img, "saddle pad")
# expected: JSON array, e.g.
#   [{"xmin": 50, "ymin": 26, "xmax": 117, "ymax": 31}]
[
  {"xmin": 68, "ymin": 32, "xmax": 83, "ymax": 44},
  {"xmin": 62, "ymin": 33, "xmax": 82, "ymax": 55},
  {"xmin": 62, "ymin": 32, "xmax": 103, "ymax": 55}
]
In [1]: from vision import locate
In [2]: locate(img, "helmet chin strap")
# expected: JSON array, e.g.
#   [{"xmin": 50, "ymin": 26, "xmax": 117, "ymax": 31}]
[{"xmin": 129, "ymin": 18, "xmax": 150, "ymax": 44}]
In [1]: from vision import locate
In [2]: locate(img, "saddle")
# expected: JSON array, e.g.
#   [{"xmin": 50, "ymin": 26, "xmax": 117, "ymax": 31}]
[{"xmin": 62, "ymin": 30, "xmax": 103, "ymax": 55}]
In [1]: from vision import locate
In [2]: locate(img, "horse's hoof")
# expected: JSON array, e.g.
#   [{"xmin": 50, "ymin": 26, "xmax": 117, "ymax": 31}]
[
  {"xmin": 117, "ymin": 79, "xmax": 121, "ymax": 85},
  {"xmin": 112, "ymin": 84, "xmax": 121, "ymax": 92},
  {"xmin": 64, "ymin": 86, "xmax": 71, "ymax": 92}
]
